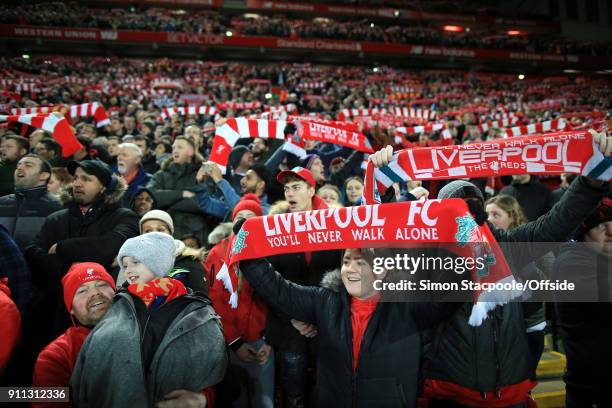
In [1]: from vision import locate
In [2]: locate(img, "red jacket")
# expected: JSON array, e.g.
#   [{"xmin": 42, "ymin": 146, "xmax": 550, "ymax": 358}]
[
  {"xmin": 0, "ymin": 278, "xmax": 20, "ymax": 375},
  {"xmin": 205, "ymin": 237, "xmax": 268, "ymax": 345},
  {"xmin": 32, "ymin": 326, "xmax": 90, "ymax": 408}
]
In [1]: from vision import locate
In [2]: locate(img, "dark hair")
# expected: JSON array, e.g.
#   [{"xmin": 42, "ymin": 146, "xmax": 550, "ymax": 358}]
[
  {"xmin": 181, "ymin": 233, "xmax": 202, "ymax": 248},
  {"xmin": 21, "ymin": 154, "xmax": 52, "ymax": 182},
  {"xmin": 38, "ymin": 137, "xmax": 62, "ymax": 158},
  {"xmin": 283, "ymin": 123, "xmax": 297, "ymax": 136},
  {"xmin": 2, "ymin": 135, "xmax": 30, "ymax": 152},
  {"xmin": 133, "ymin": 134, "xmax": 151, "ymax": 148},
  {"xmin": 249, "ymin": 163, "xmax": 270, "ymax": 187},
  {"xmin": 155, "ymin": 141, "xmax": 172, "ymax": 154}
]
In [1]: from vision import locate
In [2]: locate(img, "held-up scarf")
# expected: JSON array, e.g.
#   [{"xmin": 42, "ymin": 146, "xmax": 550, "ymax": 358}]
[
  {"xmin": 128, "ymin": 277, "xmax": 188, "ymax": 308},
  {"xmin": 227, "ymin": 200, "xmax": 517, "ymax": 326},
  {"xmin": 210, "ymin": 118, "xmax": 373, "ymax": 173},
  {"xmin": 159, "ymin": 106, "xmax": 217, "ymax": 121},
  {"xmin": 364, "ymin": 131, "xmax": 611, "ymax": 204},
  {"xmin": 0, "ymin": 113, "xmax": 82, "ymax": 157},
  {"xmin": 11, "ymin": 102, "xmax": 111, "ymax": 128}
]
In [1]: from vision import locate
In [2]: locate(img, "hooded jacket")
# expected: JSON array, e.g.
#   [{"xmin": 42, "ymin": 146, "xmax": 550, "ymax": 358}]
[
  {"xmin": 147, "ymin": 159, "xmax": 210, "ymax": 244},
  {"xmin": 71, "ymin": 290, "xmax": 227, "ymax": 407},
  {"xmin": 422, "ymin": 177, "xmax": 609, "ymax": 405},
  {"xmin": 240, "ymin": 260, "xmax": 460, "ymax": 407},
  {"xmin": 0, "ymin": 185, "xmax": 62, "ymax": 250},
  {"xmin": 129, "ymin": 186, "xmax": 158, "ymax": 213},
  {"xmin": 24, "ymin": 181, "xmax": 139, "ymax": 347}
]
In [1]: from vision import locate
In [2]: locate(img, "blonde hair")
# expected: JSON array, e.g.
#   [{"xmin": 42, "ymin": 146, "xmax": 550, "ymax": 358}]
[{"xmin": 485, "ymin": 194, "xmax": 527, "ymax": 229}]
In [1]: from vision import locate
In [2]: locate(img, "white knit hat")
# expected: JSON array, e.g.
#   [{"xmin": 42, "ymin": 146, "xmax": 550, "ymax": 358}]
[
  {"xmin": 139, "ymin": 210, "xmax": 174, "ymax": 234},
  {"xmin": 117, "ymin": 232, "xmax": 176, "ymax": 278}
]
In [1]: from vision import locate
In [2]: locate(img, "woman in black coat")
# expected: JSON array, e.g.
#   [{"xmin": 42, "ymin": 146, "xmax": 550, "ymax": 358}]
[{"xmin": 239, "ymin": 247, "xmax": 461, "ymax": 408}]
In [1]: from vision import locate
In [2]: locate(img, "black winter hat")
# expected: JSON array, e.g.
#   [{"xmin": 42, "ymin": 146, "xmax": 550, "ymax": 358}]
[{"xmin": 67, "ymin": 159, "xmax": 113, "ymax": 187}]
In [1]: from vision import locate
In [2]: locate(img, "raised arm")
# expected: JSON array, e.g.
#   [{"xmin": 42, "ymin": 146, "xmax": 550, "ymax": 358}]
[{"xmin": 239, "ymin": 257, "xmax": 325, "ymax": 325}]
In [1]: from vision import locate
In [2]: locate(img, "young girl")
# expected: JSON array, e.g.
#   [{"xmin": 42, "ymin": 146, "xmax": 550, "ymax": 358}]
[{"xmin": 71, "ymin": 232, "xmax": 227, "ymax": 408}]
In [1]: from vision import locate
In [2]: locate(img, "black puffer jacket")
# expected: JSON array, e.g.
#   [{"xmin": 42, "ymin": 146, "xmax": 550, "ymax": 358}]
[
  {"xmin": 423, "ymin": 177, "xmax": 609, "ymax": 399},
  {"xmin": 24, "ymin": 181, "xmax": 139, "ymax": 344},
  {"xmin": 0, "ymin": 185, "xmax": 62, "ymax": 250},
  {"xmin": 241, "ymin": 260, "xmax": 460, "ymax": 408}
]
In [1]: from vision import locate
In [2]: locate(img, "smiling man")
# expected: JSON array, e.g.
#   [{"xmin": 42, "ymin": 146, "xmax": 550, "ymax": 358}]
[
  {"xmin": 23, "ymin": 160, "xmax": 138, "ymax": 383},
  {"xmin": 33, "ymin": 263, "xmax": 116, "ymax": 394}
]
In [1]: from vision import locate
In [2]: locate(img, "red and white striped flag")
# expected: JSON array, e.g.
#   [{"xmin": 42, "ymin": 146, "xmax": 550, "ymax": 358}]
[
  {"xmin": 0, "ymin": 114, "xmax": 82, "ymax": 157},
  {"xmin": 210, "ymin": 118, "xmax": 288, "ymax": 173}
]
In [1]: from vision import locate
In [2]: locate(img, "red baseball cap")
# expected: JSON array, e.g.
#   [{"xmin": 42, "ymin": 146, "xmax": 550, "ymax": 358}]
[{"xmin": 277, "ymin": 166, "xmax": 315, "ymax": 188}]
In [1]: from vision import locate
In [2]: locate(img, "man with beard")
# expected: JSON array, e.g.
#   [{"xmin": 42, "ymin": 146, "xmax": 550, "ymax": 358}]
[
  {"xmin": 0, "ymin": 154, "xmax": 61, "ymax": 251},
  {"xmin": 18, "ymin": 160, "xmax": 138, "ymax": 384},
  {"xmin": 32, "ymin": 263, "xmax": 116, "ymax": 394},
  {"xmin": 0, "ymin": 135, "xmax": 29, "ymax": 197},
  {"xmin": 114, "ymin": 143, "xmax": 151, "ymax": 207},
  {"xmin": 130, "ymin": 187, "xmax": 157, "ymax": 218},
  {"xmin": 194, "ymin": 162, "xmax": 271, "ymax": 219}
]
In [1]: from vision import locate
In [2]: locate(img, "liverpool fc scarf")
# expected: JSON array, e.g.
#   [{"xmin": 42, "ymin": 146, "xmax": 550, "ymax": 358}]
[
  {"xmin": 227, "ymin": 200, "xmax": 517, "ymax": 326},
  {"xmin": 364, "ymin": 131, "xmax": 611, "ymax": 204},
  {"xmin": 210, "ymin": 118, "xmax": 373, "ymax": 173}
]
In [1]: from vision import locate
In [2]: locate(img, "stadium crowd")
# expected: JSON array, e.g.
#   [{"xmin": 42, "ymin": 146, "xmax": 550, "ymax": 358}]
[
  {"xmin": 0, "ymin": 54, "xmax": 610, "ymax": 408},
  {"xmin": 0, "ymin": 2, "xmax": 610, "ymax": 56}
]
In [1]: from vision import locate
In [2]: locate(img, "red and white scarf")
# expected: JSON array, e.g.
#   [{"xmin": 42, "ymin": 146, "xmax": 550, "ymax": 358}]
[
  {"xmin": 210, "ymin": 118, "xmax": 373, "ymax": 173},
  {"xmin": 227, "ymin": 200, "xmax": 516, "ymax": 326},
  {"xmin": 159, "ymin": 106, "xmax": 217, "ymax": 121},
  {"xmin": 500, "ymin": 119, "xmax": 567, "ymax": 138},
  {"xmin": 11, "ymin": 103, "xmax": 110, "ymax": 128},
  {"xmin": 363, "ymin": 131, "xmax": 611, "ymax": 205},
  {"xmin": 0, "ymin": 113, "xmax": 82, "ymax": 157}
]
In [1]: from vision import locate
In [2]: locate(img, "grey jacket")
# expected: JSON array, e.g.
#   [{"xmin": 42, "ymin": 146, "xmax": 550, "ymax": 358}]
[{"xmin": 71, "ymin": 291, "xmax": 227, "ymax": 407}]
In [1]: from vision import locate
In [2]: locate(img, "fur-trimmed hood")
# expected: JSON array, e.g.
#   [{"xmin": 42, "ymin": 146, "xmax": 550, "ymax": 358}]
[
  {"xmin": 58, "ymin": 177, "xmax": 128, "ymax": 207},
  {"xmin": 208, "ymin": 222, "xmax": 233, "ymax": 245},
  {"xmin": 320, "ymin": 268, "xmax": 342, "ymax": 293}
]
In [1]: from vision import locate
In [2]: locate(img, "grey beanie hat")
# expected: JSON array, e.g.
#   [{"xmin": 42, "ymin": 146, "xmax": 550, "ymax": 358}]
[
  {"xmin": 437, "ymin": 180, "xmax": 485, "ymax": 203},
  {"xmin": 117, "ymin": 232, "xmax": 176, "ymax": 278}
]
